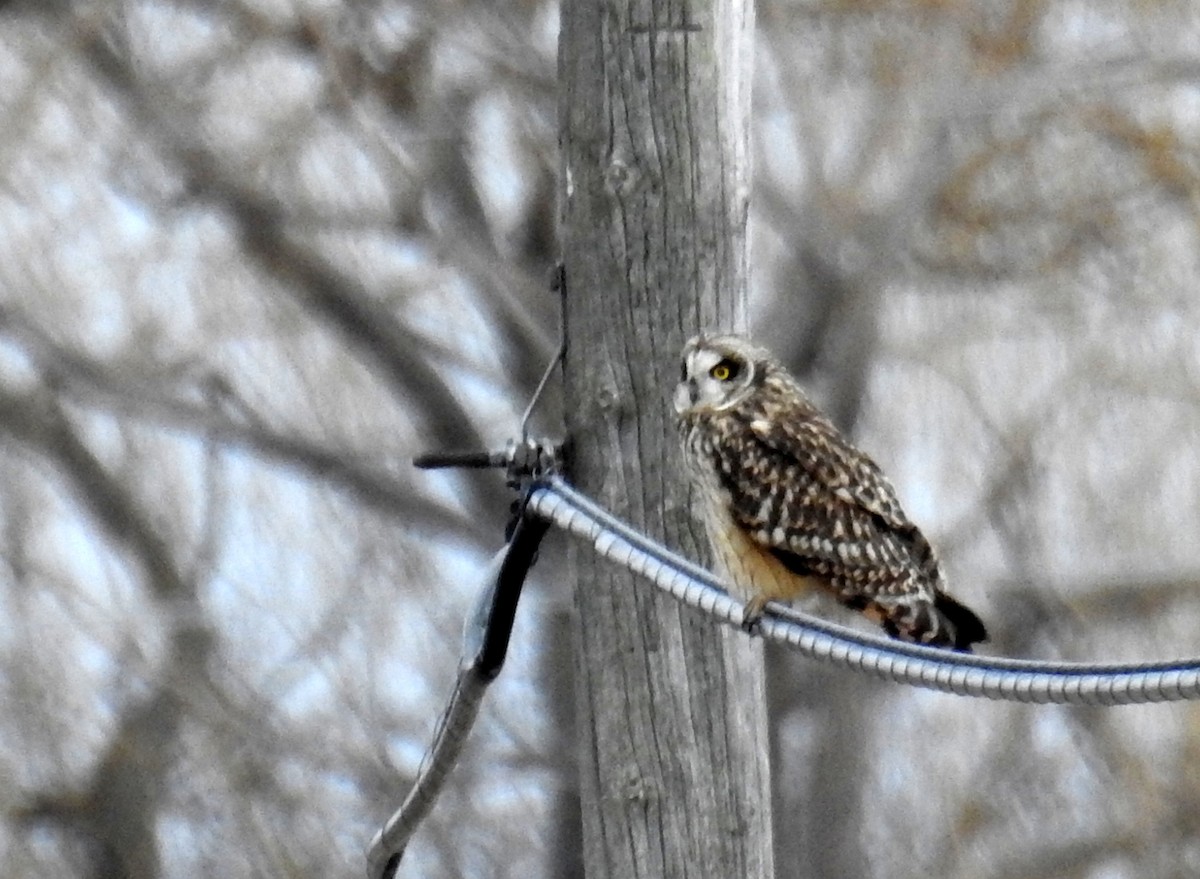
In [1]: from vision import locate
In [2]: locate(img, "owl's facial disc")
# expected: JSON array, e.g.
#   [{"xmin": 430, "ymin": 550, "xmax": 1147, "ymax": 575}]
[{"xmin": 674, "ymin": 340, "xmax": 755, "ymax": 414}]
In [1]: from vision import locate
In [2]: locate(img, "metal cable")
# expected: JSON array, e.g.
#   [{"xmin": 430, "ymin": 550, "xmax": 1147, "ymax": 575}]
[
  {"xmin": 366, "ymin": 668, "xmax": 488, "ymax": 879},
  {"xmin": 528, "ymin": 475, "xmax": 1200, "ymax": 705}
]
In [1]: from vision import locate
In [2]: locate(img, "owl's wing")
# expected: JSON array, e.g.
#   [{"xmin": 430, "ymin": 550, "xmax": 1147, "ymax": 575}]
[
  {"xmin": 748, "ymin": 412, "xmax": 914, "ymax": 531},
  {"xmin": 712, "ymin": 408, "xmax": 938, "ymax": 581}
]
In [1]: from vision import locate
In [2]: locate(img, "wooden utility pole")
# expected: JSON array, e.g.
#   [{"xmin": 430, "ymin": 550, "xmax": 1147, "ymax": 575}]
[{"xmin": 558, "ymin": 0, "xmax": 773, "ymax": 874}]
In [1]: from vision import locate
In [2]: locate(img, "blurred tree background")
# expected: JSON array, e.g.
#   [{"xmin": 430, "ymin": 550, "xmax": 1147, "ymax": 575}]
[{"xmin": 2, "ymin": 1, "xmax": 1200, "ymax": 878}]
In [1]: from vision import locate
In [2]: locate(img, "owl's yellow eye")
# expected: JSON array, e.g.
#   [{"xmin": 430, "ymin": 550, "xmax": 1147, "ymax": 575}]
[{"xmin": 710, "ymin": 360, "xmax": 739, "ymax": 381}]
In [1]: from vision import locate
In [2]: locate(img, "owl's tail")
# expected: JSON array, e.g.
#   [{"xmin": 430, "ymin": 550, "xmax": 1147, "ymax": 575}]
[{"xmin": 881, "ymin": 593, "xmax": 988, "ymax": 653}]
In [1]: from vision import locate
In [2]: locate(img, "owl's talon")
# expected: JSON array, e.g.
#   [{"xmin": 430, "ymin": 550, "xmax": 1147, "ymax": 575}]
[{"xmin": 740, "ymin": 597, "xmax": 766, "ymax": 635}]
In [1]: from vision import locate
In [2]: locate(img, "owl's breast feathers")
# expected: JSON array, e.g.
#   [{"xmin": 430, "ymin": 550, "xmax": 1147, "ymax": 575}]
[{"xmin": 679, "ymin": 373, "xmax": 987, "ymax": 650}]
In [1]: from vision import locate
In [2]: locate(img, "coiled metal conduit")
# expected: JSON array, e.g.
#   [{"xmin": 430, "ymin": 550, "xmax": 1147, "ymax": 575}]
[
  {"xmin": 369, "ymin": 467, "xmax": 1200, "ymax": 876},
  {"xmin": 528, "ymin": 475, "xmax": 1200, "ymax": 706}
]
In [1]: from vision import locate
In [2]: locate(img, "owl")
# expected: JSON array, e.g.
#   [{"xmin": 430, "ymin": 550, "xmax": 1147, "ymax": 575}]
[{"xmin": 674, "ymin": 333, "xmax": 987, "ymax": 651}]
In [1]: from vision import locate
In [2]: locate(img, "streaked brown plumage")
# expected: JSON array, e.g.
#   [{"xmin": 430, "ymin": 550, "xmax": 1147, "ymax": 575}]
[{"xmin": 673, "ymin": 333, "xmax": 987, "ymax": 651}]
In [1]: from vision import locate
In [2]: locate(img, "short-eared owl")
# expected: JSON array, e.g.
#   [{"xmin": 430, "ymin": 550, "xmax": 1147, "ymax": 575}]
[{"xmin": 674, "ymin": 333, "xmax": 987, "ymax": 651}]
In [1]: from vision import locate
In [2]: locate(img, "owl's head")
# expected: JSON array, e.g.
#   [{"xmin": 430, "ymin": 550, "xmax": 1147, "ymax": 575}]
[{"xmin": 673, "ymin": 334, "xmax": 776, "ymax": 416}]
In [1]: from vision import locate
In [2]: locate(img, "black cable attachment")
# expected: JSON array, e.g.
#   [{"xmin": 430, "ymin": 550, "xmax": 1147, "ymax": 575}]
[{"xmin": 467, "ymin": 494, "xmax": 551, "ymax": 680}]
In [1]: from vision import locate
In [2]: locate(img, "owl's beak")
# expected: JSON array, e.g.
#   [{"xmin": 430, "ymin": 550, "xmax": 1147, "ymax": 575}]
[{"xmin": 673, "ymin": 380, "xmax": 694, "ymax": 414}]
